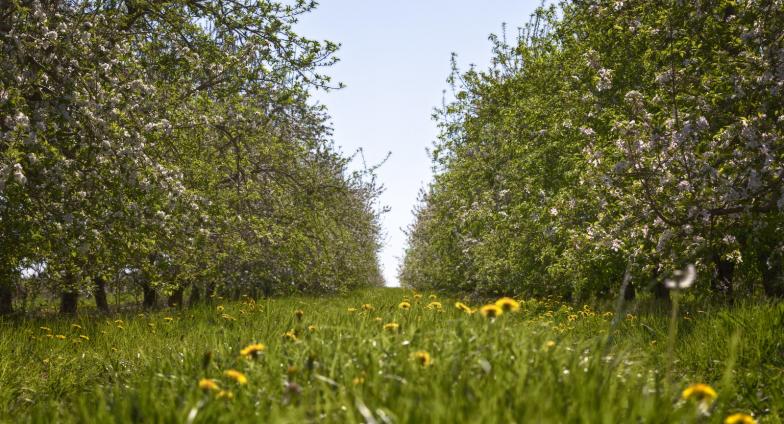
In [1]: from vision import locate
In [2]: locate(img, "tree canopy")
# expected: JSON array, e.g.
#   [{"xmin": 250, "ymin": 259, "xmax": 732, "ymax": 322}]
[
  {"xmin": 400, "ymin": 0, "xmax": 784, "ymax": 300},
  {"xmin": 1, "ymin": 0, "xmax": 384, "ymax": 315}
]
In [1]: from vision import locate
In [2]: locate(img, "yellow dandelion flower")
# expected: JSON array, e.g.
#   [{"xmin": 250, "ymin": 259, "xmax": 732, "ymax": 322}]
[
  {"xmin": 216, "ymin": 305, "xmax": 225, "ymax": 312},
  {"xmin": 626, "ymin": 313, "xmax": 636, "ymax": 321},
  {"xmin": 223, "ymin": 369, "xmax": 248, "ymax": 385},
  {"xmin": 113, "ymin": 319, "xmax": 124, "ymax": 325},
  {"xmin": 308, "ymin": 325, "xmax": 317, "ymax": 332},
  {"xmin": 116, "ymin": 325, "xmax": 125, "ymax": 330},
  {"xmin": 294, "ymin": 309, "xmax": 304, "ymax": 319},
  {"xmin": 454, "ymin": 302, "xmax": 474, "ymax": 314},
  {"xmin": 495, "ymin": 297, "xmax": 520, "ymax": 312},
  {"xmin": 383, "ymin": 322, "xmax": 400, "ymax": 332},
  {"xmin": 479, "ymin": 304, "xmax": 503, "ymax": 318},
  {"xmin": 567, "ymin": 314, "xmax": 578, "ymax": 322},
  {"xmin": 411, "ymin": 351, "xmax": 432, "ymax": 367},
  {"xmin": 398, "ymin": 301, "xmax": 411, "ymax": 310},
  {"xmin": 55, "ymin": 334, "xmax": 66, "ymax": 340},
  {"xmin": 79, "ymin": 335, "xmax": 90, "ymax": 341},
  {"xmin": 426, "ymin": 301, "xmax": 443, "ymax": 311},
  {"xmin": 682, "ymin": 383, "xmax": 718, "ymax": 404},
  {"xmin": 216, "ymin": 390, "xmax": 234, "ymax": 400},
  {"xmin": 545, "ymin": 340, "xmax": 556, "ymax": 349},
  {"xmin": 239, "ymin": 343, "xmax": 266, "ymax": 358},
  {"xmin": 71, "ymin": 324, "xmax": 82, "ymax": 331},
  {"xmin": 221, "ymin": 313, "xmax": 236, "ymax": 321},
  {"xmin": 352, "ymin": 376, "xmax": 365, "ymax": 385},
  {"xmin": 40, "ymin": 326, "xmax": 52, "ymax": 333},
  {"xmin": 198, "ymin": 378, "xmax": 220, "ymax": 391},
  {"xmin": 373, "ymin": 317, "xmax": 383, "ymax": 322},
  {"xmin": 603, "ymin": 311, "xmax": 614, "ymax": 318},
  {"xmin": 724, "ymin": 413, "xmax": 756, "ymax": 424},
  {"xmin": 428, "ymin": 294, "xmax": 437, "ymax": 300},
  {"xmin": 111, "ymin": 347, "xmax": 118, "ymax": 352},
  {"xmin": 347, "ymin": 307, "xmax": 357, "ymax": 313},
  {"xmin": 361, "ymin": 303, "xmax": 374, "ymax": 311},
  {"xmin": 163, "ymin": 317, "xmax": 174, "ymax": 322},
  {"xmin": 283, "ymin": 330, "xmax": 298, "ymax": 342},
  {"xmin": 413, "ymin": 294, "xmax": 422, "ymax": 300}
]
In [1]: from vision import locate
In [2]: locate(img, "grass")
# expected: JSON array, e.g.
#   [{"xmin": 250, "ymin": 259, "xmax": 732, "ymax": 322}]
[{"xmin": 0, "ymin": 288, "xmax": 782, "ymax": 423}]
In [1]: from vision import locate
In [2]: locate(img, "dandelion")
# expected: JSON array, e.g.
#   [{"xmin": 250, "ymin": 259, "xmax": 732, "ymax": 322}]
[
  {"xmin": 426, "ymin": 301, "xmax": 442, "ymax": 311},
  {"xmin": 428, "ymin": 294, "xmax": 437, "ymax": 300},
  {"xmin": 294, "ymin": 309, "xmax": 304, "ymax": 320},
  {"xmin": 79, "ymin": 335, "xmax": 90, "ymax": 341},
  {"xmin": 198, "ymin": 378, "xmax": 220, "ymax": 391},
  {"xmin": 383, "ymin": 322, "xmax": 400, "ymax": 332},
  {"xmin": 455, "ymin": 302, "xmax": 474, "ymax": 314},
  {"xmin": 411, "ymin": 351, "xmax": 432, "ymax": 367},
  {"xmin": 239, "ymin": 343, "xmax": 266, "ymax": 358},
  {"xmin": 373, "ymin": 317, "xmax": 383, "ymax": 322},
  {"xmin": 216, "ymin": 305, "xmax": 225, "ymax": 312},
  {"xmin": 221, "ymin": 314, "xmax": 236, "ymax": 321},
  {"xmin": 682, "ymin": 383, "xmax": 718, "ymax": 408},
  {"xmin": 724, "ymin": 413, "xmax": 756, "ymax": 424},
  {"xmin": 163, "ymin": 317, "xmax": 174, "ymax": 322},
  {"xmin": 398, "ymin": 301, "xmax": 411, "ymax": 310},
  {"xmin": 40, "ymin": 327, "xmax": 52, "ymax": 333},
  {"xmin": 307, "ymin": 325, "xmax": 317, "ymax": 332},
  {"xmin": 567, "ymin": 314, "xmax": 578, "ymax": 322},
  {"xmin": 55, "ymin": 334, "xmax": 66, "ymax": 340},
  {"xmin": 71, "ymin": 324, "xmax": 82, "ymax": 330},
  {"xmin": 545, "ymin": 340, "xmax": 556, "ymax": 349},
  {"xmin": 495, "ymin": 297, "xmax": 520, "ymax": 312},
  {"xmin": 480, "ymin": 304, "xmax": 503, "ymax": 318},
  {"xmin": 283, "ymin": 330, "xmax": 298, "ymax": 342},
  {"xmin": 223, "ymin": 369, "xmax": 248, "ymax": 385},
  {"xmin": 413, "ymin": 294, "xmax": 422, "ymax": 301},
  {"xmin": 347, "ymin": 307, "xmax": 357, "ymax": 313},
  {"xmin": 352, "ymin": 376, "xmax": 365, "ymax": 385},
  {"xmin": 216, "ymin": 390, "xmax": 234, "ymax": 400},
  {"xmin": 361, "ymin": 303, "xmax": 374, "ymax": 311},
  {"xmin": 665, "ymin": 264, "xmax": 697, "ymax": 290}
]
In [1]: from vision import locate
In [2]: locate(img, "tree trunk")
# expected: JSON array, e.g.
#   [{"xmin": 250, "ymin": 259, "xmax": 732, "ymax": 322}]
[
  {"xmin": 712, "ymin": 254, "xmax": 735, "ymax": 298},
  {"xmin": 60, "ymin": 291, "xmax": 79, "ymax": 315},
  {"xmin": 188, "ymin": 283, "xmax": 201, "ymax": 306},
  {"xmin": 650, "ymin": 269, "xmax": 670, "ymax": 302},
  {"xmin": 168, "ymin": 285, "xmax": 184, "ymax": 308},
  {"xmin": 142, "ymin": 284, "xmax": 157, "ymax": 309},
  {"xmin": 0, "ymin": 280, "xmax": 12, "ymax": 315},
  {"xmin": 204, "ymin": 282, "xmax": 215, "ymax": 304},
  {"xmin": 760, "ymin": 254, "xmax": 784, "ymax": 298},
  {"xmin": 94, "ymin": 277, "xmax": 110, "ymax": 313},
  {"xmin": 623, "ymin": 282, "xmax": 636, "ymax": 301}
]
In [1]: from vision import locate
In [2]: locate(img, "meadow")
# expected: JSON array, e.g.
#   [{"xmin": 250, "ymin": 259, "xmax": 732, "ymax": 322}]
[{"xmin": 1, "ymin": 288, "xmax": 781, "ymax": 423}]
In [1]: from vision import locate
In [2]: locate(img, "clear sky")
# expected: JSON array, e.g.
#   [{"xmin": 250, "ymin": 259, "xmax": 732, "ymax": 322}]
[{"xmin": 296, "ymin": 1, "xmax": 540, "ymax": 287}]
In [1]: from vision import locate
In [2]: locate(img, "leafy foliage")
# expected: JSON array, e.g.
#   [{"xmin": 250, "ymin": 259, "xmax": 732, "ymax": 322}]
[
  {"xmin": 0, "ymin": 0, "xmax": 383, "ymax": 314},
  {"xmin": 401, "ymin": 0, "xmax": 784, "ymax": 300}
]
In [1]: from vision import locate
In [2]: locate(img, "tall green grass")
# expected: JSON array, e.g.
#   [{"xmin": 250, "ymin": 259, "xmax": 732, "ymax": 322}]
[{"xmin": 0, "ymin": 289, "xmax": 781, "ymax": 423}]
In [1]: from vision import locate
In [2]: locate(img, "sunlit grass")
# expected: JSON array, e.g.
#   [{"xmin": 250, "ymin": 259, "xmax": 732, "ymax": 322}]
[{"xmin": 0, "ymin": 289, "xmax": 781, "ymax": 423}]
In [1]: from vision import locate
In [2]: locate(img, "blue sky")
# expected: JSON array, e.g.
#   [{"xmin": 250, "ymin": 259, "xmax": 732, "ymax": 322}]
[{"xmin": 297, "ymin": 1, "xmax": 540, "ymax": 286}]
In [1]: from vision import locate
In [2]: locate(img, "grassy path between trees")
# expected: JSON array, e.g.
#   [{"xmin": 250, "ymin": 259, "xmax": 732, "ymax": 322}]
[{"xmin": 1, "ymin": 288, "xmax": 782, "ymax": 423}]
